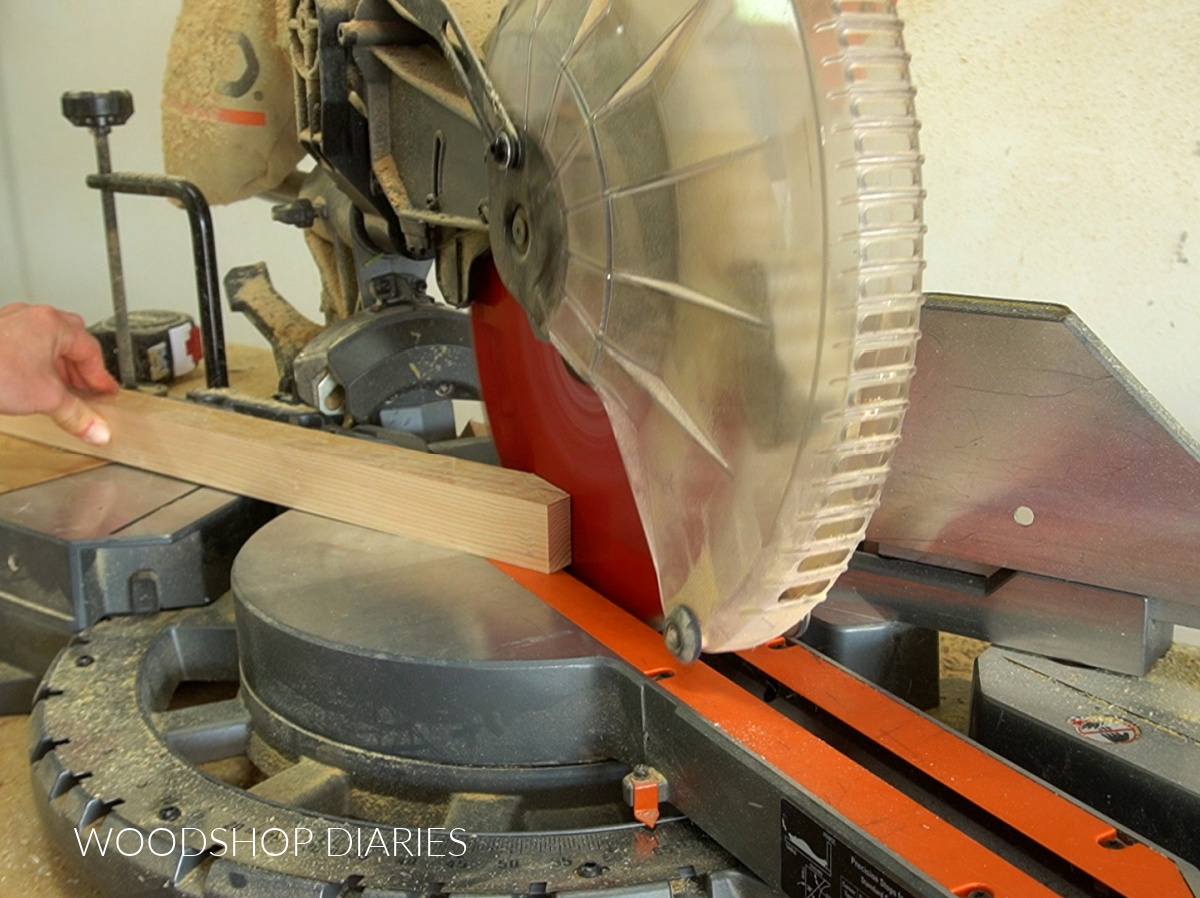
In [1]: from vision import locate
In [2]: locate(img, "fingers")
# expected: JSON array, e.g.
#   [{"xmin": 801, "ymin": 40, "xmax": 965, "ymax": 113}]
[
  {"xmin": 58, "ymin": 320, "xmax": 119, "ymax": 394},
  {"xmin": 48, "ymin": 392, "xmax": 111, "ymax": 446},
  {"xmin": 0, "ymin": 303, "xmax": 119, "ymax": 446}
]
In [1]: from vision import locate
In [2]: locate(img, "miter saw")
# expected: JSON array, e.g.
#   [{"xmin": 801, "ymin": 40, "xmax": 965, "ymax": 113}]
[
  {"xmin": 160, "ymin": 0, "xmax": 926, "ymax": 659},
  {"xmin": 13, "ymin": 1, "xmax": 1200, "ymax": 897}
]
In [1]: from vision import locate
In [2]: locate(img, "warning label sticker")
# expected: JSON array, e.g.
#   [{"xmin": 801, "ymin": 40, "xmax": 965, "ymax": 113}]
[
  {"xmin": 1068, "ymin": 715, "xmax": 1140, "ymax": 745},
  {"xmin": 781, "ymin": 800, "xmax": 919, "ymax": 898}
]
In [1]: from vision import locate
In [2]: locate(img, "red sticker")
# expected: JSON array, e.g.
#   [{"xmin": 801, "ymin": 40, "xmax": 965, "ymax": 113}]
[{"xmin": 1069, "ymin": 715, "xmax": 1140, "ymax": 745}]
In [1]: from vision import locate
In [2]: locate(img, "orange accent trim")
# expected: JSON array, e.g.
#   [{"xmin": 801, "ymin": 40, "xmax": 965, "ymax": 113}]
[
  {"xmin": 213, "ymin": 107, "xmax": 267, "ymax": 126},
  {"xmin": 630, "ymin": 777, "xmax": 660, "ymax": 829},
  {"xmin": 742, "ymin": 643, "xmax": 1194, "ymax": 898},
  {"xmin": 493, "ymin": 563, "xmax": 1058, "ymax": 898},
  {"xmin": 163, "ymin": 96, "xmax": 267, "ymax": 127}
]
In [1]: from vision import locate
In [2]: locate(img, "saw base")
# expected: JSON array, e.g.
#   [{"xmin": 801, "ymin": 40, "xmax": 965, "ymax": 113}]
[
  {"xmin": 972, "ymin": 646, "xmax": 1200, "ymax": 870},
  {"xmin": 29, "ymin": 511, "xmax": 747, "ymax": 897},
  {"xmin": 0, "ymin": 465, "xmax": 267, "ymax": 714}
]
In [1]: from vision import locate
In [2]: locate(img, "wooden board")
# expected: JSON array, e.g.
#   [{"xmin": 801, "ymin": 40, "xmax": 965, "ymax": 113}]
[
  {"xmin": 0, "ymin": 434, "xmax": 107, "ymax": 496},
  {"xmin": 0, "ymin": 391, "xmax": 571, "ymax": 572}
]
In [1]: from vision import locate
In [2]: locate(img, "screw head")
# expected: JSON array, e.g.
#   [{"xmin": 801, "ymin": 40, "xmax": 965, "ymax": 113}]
[
  {"xmin": 662, "ymin": 605, "xmax": 702, "ymax": 663},
  {"xmin": 576, "ymin": 861, "xmax": 603, "ymax": 879},
  {"xmin": 510, "ymin": 206, "xmax": 531, "ymax": 254},
  {"xmin": 158, "ymin": 805, "xmax": 181, "ymax": 821},
  {"xmin": 75, "ymin": 654, "xmax": 94, "ymax": 668}
]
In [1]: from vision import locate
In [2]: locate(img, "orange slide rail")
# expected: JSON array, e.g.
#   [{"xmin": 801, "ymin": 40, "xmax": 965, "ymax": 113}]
[
  {"xmin": 493, "ymin": 564, "xmax": 1197, "ymax": 898},
  {"xmin": 743, "ymin": 642, "xmax": 1193, "ymax": 898}
]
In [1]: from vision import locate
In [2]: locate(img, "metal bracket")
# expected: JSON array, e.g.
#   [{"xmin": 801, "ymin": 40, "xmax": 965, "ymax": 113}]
[
  {"xmin": 622, "ymin": 765, "xmax": 669, "ymax": 829},
  {"xmin": 383, "ymin": 0, "xmax": 521, "ymax": 167}
]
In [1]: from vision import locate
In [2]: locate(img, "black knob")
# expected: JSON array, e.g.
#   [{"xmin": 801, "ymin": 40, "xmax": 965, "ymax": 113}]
[
  {"xmin": 271, "ymin": 199, "xmax": 318, "ymax": 229},
  {"xmin": 62, "ymin": 90, "xmax": 134, "ymax": 131}
]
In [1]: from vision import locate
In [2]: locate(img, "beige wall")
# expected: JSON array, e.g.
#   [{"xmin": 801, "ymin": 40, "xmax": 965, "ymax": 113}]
[
  {"xmin": 2, "ymin": 2, "xmax": 1199, "ymax": 438},
  {"xmin": 904, "ymin": 1, "xmax": 1200, "ymax": 439},
  {"xmin": 0, "ymin": 1, "xmax": 320, "ymax": 347}
]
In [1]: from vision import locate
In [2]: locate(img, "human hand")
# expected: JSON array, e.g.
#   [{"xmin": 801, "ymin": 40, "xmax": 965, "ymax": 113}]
[{"xmin": 0, "ymin": 303, "xmax": 120, "ymax": 445}]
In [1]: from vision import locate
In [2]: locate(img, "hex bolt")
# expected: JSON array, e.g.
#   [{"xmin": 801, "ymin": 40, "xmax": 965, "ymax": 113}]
[
  {"xmin": 633, "ymin": 765, "xmax": 650, "ymax": 779},
  {"xmin": 490, "ymin": 133, "xmax": 517, "ymax": 168},
  {"xmin": 271, "ymin": 199, "xmax": 318, "ymax": 229}
]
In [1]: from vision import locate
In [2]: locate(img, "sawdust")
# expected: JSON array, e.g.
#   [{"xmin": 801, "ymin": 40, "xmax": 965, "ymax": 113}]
[
  {"xmin": 304, "ymin": 229, "xmax": 355, "ymax": 323},
  {"xmin": 1146, "ymin": 642, "xmax": 1200, "ymax": 691},
  {"xmin": 939, "ymin": 632, "xmax": 989, "ymax": 679},
  {"xmin": 162, "ymin": 0, "xmax": 303, "ymax": 205},
  {"xmin": 927, "ymin": 633, "xmax": 990, "ymax": 733},
  {"xmin": 456, "ymin": 0, "xmax": 510, "ymax": 53},
  {"xmin": 0, "ymin": 716, "xmax": 103, "ymax": 898}
]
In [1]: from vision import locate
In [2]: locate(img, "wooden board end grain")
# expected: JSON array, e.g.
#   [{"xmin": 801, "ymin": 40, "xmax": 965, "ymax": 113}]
[{"xmin": 0, "ymin": 391, "xmax": 571, "ymax": 572}]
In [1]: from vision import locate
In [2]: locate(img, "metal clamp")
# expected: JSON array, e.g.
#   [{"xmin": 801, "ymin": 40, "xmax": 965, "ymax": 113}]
[{"xmin": 86, "ymin": 173, "xmax": 229, "ymax": 389}]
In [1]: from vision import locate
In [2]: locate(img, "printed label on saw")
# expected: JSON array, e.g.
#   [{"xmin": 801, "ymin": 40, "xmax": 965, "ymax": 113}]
[
  {"xmin": 1068, "ymin": 715, "xmax": 1141, "ymax": 745},
  {"xmin": 781, "ymin": 800, "xmax": 919, "ymax": 898}
]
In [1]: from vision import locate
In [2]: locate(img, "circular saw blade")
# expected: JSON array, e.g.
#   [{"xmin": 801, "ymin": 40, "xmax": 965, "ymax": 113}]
[
  {"xmin": 482, "ymin": 0, "xmax": 924, "ymax": 653},
  {"xmin": 472, "ymin": 265, "xmax": 662, "ymax": 623}
]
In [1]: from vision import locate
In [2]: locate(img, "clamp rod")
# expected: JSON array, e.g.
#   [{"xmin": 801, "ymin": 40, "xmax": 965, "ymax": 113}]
[
  {"xmin": 62, "ymin": 90, "xmax": 138, "ymax": 388},
  {"xmin": 85, "ymin": 173, "xmax": 229, "ymax": 389}
]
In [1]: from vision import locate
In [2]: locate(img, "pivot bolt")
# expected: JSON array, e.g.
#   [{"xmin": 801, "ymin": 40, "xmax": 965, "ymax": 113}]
[
  {"xmin": 489, "ymin": 133, "xmax": 519, "ymax": 169},
  {"xmin": 662, "ymin": 605, "xmax": 702, "ymax": 663}
]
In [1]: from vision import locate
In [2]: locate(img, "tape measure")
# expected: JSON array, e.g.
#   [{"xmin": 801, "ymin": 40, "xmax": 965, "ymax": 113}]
[{"xmin": 89, "ymin": 310, "xmax": 203, "ymax": 385}]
